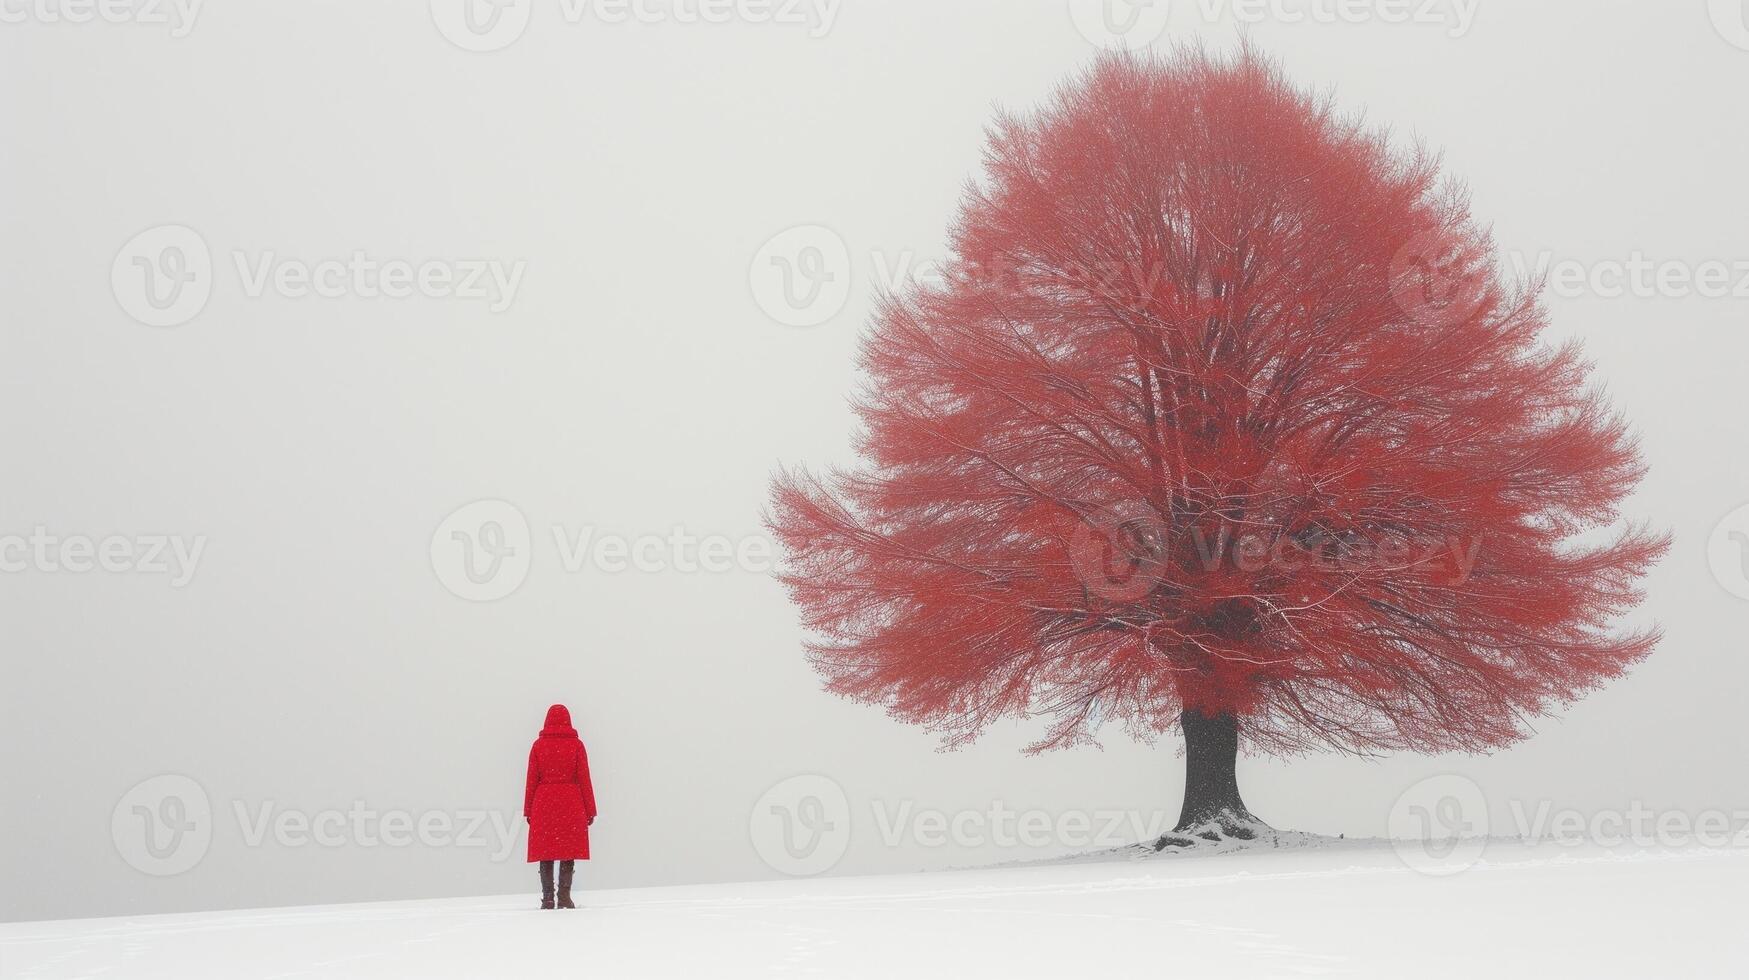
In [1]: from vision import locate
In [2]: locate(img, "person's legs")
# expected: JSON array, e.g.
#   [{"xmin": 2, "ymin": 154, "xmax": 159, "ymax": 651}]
[
  {"xmin": 556, "ymin": 860, "xmax": 576, "ymax": 909},
  {"xmin": 538, "ymin": 860, "xmax": 555, "ymax": 909}
]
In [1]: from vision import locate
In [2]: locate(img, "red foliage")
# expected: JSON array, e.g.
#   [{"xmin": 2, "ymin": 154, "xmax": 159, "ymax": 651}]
[{"xmin": 768, "ymin": 48, "xmax": 1666, "ymax": 758}]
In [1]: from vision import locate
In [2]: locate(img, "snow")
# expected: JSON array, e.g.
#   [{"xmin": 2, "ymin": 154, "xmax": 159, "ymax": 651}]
[{"xmin": 4, "ymin": 839, "xmax": 1745, "ymax": 978}]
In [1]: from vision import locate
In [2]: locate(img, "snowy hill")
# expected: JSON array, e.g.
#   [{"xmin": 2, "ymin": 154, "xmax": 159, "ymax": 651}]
[{"xmin": 3, "ymin": 840, "xmax": 1744, "ymax": 978}]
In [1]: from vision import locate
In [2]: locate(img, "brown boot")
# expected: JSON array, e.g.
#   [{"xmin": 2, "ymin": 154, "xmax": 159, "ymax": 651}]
[
  {"xmin": 556, "ymin": 860, "xmax": 576, "ymax": 909},
  {"xmin": 538, "ymin": 861, "xmax": 555, "ymax": 910}
]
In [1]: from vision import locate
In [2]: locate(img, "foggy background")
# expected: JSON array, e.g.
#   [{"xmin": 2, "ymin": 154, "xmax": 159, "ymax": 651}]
[{"xmin": 3, "ymin": 0, "xmax": 1747, "ymax": 922}]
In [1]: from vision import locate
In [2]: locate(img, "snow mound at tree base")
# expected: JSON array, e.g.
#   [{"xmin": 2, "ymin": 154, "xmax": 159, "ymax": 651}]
[
  {"xmin": 1151, "ymin": 825, "xmax": 1324, "ymax": 852},
  {"xmin": 1031, "ymin": 823, "xmax": 1371, "ymax": 867},
  {"xmin": 1150, "ymin": 807, "xmax": 1281, "ymax": 850}
]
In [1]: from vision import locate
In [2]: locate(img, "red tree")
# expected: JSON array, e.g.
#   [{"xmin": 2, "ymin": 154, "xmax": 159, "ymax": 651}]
[{"xmin": 768, "ymin": 48, "xmax": 1666, "ymax": 843}]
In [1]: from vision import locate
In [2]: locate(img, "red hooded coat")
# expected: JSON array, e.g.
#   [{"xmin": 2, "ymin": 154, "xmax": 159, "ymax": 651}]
[{"xmin": 524, "ymin": 704, "xmax": 597, "ymax": 862}]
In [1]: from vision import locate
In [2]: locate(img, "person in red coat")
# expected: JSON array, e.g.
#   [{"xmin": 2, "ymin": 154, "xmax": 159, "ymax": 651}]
[{"xmin": 524, "ymin": 704, "xmax": 597, "ymax": 909}]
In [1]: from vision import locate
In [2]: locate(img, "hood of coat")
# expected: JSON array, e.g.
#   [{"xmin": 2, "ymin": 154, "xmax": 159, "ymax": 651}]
[{"xmin": 540, "ymin": 704, "xmax": 578, "ymax": 738}]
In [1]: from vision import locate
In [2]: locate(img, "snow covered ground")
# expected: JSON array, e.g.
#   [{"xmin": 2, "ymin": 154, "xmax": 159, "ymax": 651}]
[{"xmin": 4, "ymin": 839, "xmax": 1745, "ymax": 978}]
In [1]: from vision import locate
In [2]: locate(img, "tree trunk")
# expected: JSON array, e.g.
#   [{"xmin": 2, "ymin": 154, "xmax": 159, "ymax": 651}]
[{"xmin": 1159, "ymin": 708, "xmax": 1268, "ymax": 847}]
